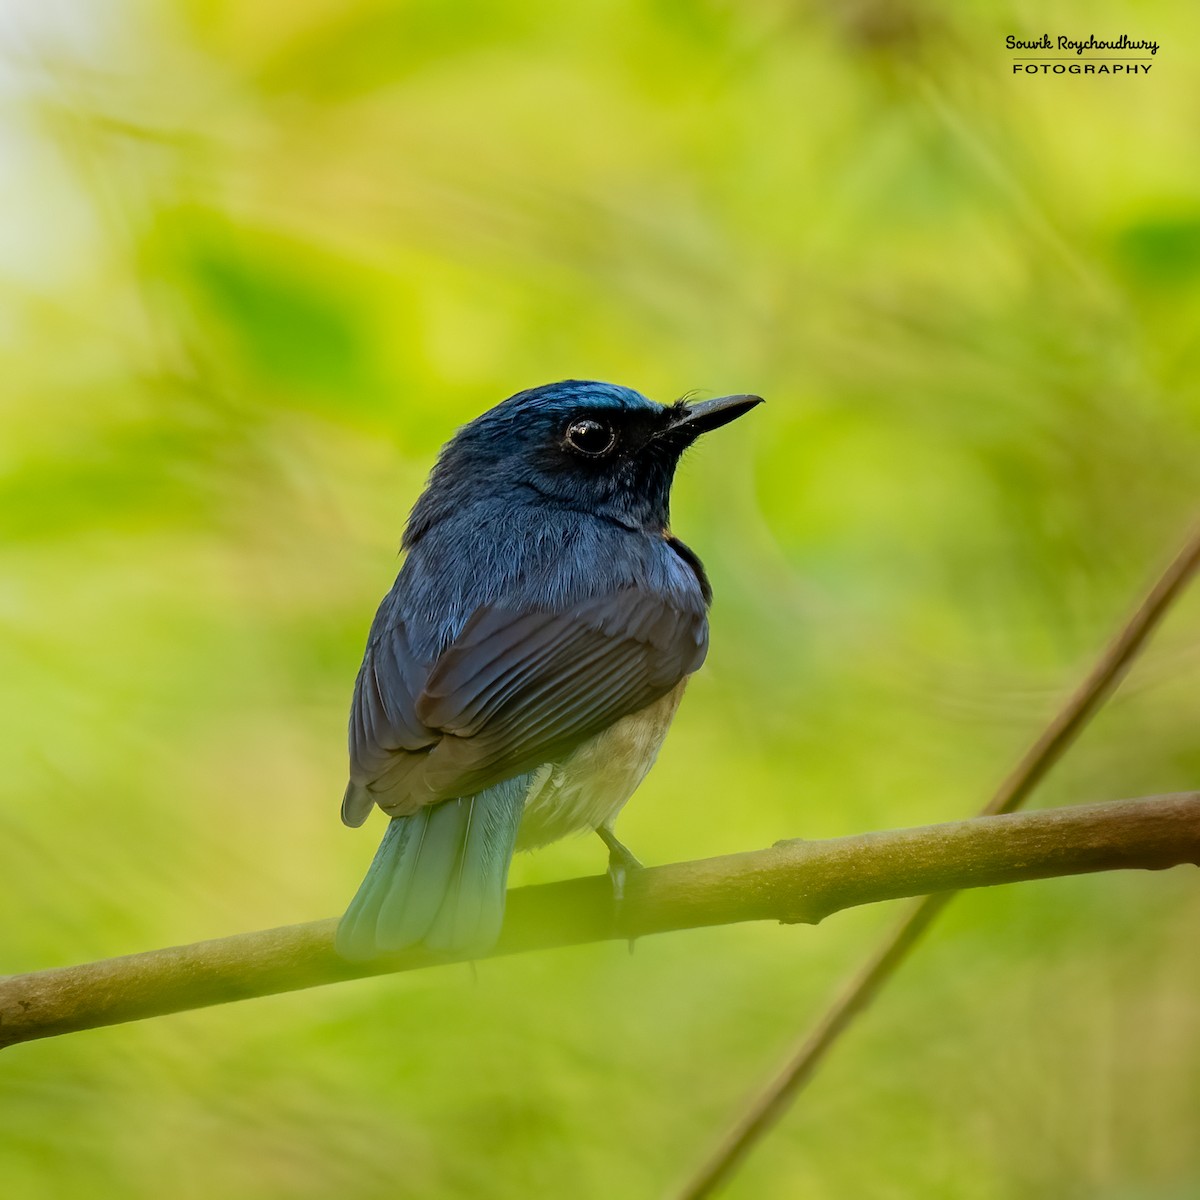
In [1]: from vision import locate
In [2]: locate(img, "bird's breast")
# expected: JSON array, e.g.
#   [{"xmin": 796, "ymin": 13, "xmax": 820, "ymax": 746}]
[{"xmin": 515, "ymin": 680, "xmax": 687, "ymax": 850}]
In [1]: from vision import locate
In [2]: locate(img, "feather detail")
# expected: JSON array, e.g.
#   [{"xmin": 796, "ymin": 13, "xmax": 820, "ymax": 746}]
[{"xmin": 335, "ymin": 774, "xmax": 530, "ymax": 960}]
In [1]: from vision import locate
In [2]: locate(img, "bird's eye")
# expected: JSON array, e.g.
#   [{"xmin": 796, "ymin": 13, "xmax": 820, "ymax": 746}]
[{"xmin": 564, "ymin": 418, "xmax": 616, "ymax": 457}]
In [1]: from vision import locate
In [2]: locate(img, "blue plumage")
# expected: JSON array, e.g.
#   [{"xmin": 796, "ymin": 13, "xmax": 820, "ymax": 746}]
[
  {"xmin": 335, "ymin": 380, "xmax": 761, "ymax": 960},
  {"xmin": 337, "ymin": 774, "xmax": 531, "ymax": 959}
]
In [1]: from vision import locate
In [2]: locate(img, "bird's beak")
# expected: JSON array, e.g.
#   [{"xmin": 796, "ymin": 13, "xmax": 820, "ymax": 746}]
[{"xmin": 672, "ymin": 393, "xmax": 764, "ymax": 438}]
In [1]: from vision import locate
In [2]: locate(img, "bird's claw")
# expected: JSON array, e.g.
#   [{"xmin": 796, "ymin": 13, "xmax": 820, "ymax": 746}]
[{"xmin": 597, "ymin": 825, "xmax": 644, "ymax": 946}]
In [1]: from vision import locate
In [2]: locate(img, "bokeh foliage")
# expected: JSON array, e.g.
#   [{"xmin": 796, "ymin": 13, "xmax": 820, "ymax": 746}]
[{"xmin": 1, "ymin": 1, "xmax": 1198, "ymax": 1196}]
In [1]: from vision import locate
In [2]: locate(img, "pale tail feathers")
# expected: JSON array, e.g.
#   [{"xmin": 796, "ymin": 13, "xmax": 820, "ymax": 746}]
[{"xmin": 335, "ymin": 774, "xmax": 529, "ymax": 961}]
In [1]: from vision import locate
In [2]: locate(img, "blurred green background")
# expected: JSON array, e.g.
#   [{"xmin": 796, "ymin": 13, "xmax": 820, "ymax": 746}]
[{"xmin": 2, "ymin": 0, "xmax": 1198, "ymax": 1196}]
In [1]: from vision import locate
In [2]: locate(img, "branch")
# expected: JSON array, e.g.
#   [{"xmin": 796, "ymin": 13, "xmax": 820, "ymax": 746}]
[
  {"xmin": 1, "ymin": 793, "xmax": 1196, "ymax": 1050},
  {"xmin": 677, "ymin": 522, "xmax": 1200, "ymax": 1199}
]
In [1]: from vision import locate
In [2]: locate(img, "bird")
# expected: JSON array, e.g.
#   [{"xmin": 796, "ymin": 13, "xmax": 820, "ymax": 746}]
[{"xmin": 335, "ymin": 380, "xmax": 762, "ymax": 961}]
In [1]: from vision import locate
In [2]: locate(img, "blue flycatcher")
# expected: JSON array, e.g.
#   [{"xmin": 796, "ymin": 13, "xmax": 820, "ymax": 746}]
[{"xmin": 336, "ymin": 380, "xmax": 761, "ymax": 960}]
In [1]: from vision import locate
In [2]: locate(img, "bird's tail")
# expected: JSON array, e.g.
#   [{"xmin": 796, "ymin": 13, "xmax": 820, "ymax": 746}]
[{"xmin": 335, "ymin": 774, "xmax": 529, "ymax": 961}]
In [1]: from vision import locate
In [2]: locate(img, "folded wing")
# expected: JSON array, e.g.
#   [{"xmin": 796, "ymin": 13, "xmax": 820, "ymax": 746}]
[{"xmin": 343, "ymin": 587, "xmax": 707, "ymax": 823}]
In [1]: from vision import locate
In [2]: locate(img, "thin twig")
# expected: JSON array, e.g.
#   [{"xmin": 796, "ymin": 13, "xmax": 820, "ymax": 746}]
[
  {"xmin": 2, "ymin": 794, "xmax": 1197, "ymax": 1050},
  {"xmin": 676, "ymin": 524, "xmax": 1200, "ymax": 1200}
]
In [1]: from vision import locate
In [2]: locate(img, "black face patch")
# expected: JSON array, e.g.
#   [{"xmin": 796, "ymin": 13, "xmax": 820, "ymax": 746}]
[{"xmin": 556, "ymin": 406, "xmax": 677, "ymax": 463}]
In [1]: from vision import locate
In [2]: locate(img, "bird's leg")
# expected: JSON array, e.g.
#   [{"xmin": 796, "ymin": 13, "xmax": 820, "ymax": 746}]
[
  {"xmin": 597, "ymin": 824, "xmax": 643, "ymax": 951},
  {"xmin": 597, "ymin": 823, "xmax": 643, "ymax": 904}
]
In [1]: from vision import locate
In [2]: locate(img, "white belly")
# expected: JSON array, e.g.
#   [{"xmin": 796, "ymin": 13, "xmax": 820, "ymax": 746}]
[{"xmin": 515, "ymin": 681, "xmax": 686, "ymax": 850}]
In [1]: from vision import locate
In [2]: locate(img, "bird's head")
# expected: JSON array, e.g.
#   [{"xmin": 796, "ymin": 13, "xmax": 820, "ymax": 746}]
[{"xmin": 406, "ymin": 380, "xmax": 762, "ymax": 541}]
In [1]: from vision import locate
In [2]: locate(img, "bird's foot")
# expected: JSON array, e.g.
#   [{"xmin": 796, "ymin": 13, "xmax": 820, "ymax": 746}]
[
  {"xmin": 597, "ymin": 825, "xmax": 643, "ymax": 902},
  {"xmin": 597, "ymin": 825, "xmax": 643, "ymax": 949}
]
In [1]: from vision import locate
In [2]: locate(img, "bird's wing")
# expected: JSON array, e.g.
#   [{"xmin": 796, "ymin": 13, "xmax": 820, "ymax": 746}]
[
  {"xmin": 342, "ymin": 616, "xmax": 438, "ymax": 826},
  {"xmin": 349, "ymin": 586, "xmax": 707, "ymax": 820}
]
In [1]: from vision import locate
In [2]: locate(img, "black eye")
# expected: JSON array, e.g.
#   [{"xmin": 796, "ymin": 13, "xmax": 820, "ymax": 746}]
[{"xmin": 564, "ymin": 418, "xmax": 616, "ymax": 457}]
